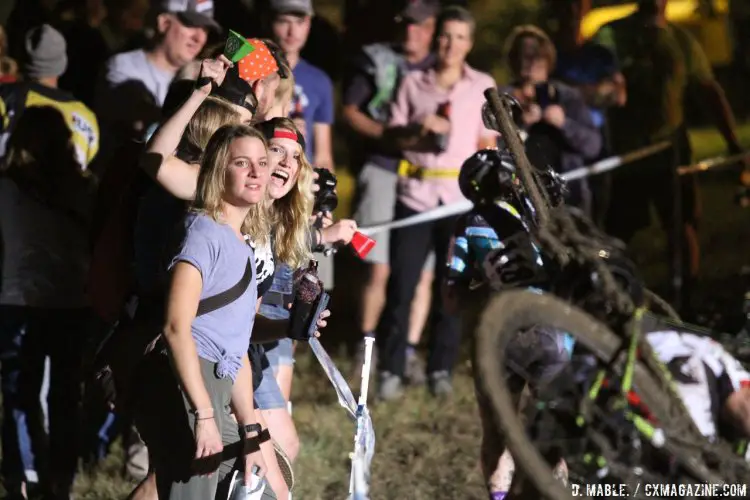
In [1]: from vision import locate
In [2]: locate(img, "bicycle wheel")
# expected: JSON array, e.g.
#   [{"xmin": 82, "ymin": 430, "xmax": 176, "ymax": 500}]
[
  {"xmin": 474, "ymin": 290, "xmax": 730, "ymax": 500},
  {"xmin": 643, "ymin": 289, "xmax": 681, "ymax": 323}
]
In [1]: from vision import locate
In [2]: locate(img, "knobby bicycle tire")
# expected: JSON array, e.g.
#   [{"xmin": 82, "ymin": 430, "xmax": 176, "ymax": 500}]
[{"xmin": 475, "ymin": 290, "xmax": 727, "ymax": 500}]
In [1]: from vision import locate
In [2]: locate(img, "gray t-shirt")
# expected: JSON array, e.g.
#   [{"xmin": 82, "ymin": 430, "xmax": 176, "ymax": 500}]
[
  {"xmin": 105, "ymin": 49, "xmax": 174, "ymax": 106},
  {"xmin": 170, "ymin": 213, "xmax": 258, "ymax": 381},
  {"xmin": 95, "ymin": 49, "xmax": 174, "ymax": 138}
]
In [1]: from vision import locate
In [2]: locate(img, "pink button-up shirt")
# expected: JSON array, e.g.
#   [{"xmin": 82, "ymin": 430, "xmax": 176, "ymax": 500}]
[{"xmin": 389, "ymin": 64, "xmax": 498, "ymax": 213}]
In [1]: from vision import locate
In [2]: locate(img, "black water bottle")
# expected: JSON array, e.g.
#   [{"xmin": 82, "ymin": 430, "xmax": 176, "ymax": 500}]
[{"xmin": 434, "ymin": 100, "xmax": 451, "ymax": 152}]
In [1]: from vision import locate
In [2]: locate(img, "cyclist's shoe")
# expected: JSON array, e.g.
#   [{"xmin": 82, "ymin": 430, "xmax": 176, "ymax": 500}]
[
  {"xmin": 552, "ymin": 459, "xmax": 569, "ymax": 488},
  {"xmin": 428, "ymin": 371, "xmax": 453, "ymax": 398},
  {"xmin": 405, "ymin": 352, "xmax": 427, "ymax": 386},
  {"xmin": 378, "ymin": 372, "xmax": 403, "ymax": 401}
]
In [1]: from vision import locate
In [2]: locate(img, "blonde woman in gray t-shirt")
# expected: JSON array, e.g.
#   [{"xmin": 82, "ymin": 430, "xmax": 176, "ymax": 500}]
[{"xmin": 134, "ymin": 123, "xmax": 270, "ymax": 499}]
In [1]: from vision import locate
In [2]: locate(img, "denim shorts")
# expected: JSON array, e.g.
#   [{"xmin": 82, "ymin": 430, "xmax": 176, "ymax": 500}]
[
  {"xmin": 253, "ymin": 361, "xmax": 287, "ymax": 410},
  {"xmin": 259, "ymin": 264, "xmax": 293, "ymax": 322},
  {"xmin": 259, "ymin": 264, "xmax": 295, "ymax": 370},
  {"xmin": 265, "ymin": 339, "xmax": 294, "ymax": 370}
]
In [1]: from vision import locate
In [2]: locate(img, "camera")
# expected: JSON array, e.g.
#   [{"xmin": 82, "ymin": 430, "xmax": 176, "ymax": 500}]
[
  {"xmin": 534, "ymin": 82, "xmax": 557, "ymax": 109},
  {"xmin": 314, "ymin": 167, "xmax": 338, "ymax": 214}
]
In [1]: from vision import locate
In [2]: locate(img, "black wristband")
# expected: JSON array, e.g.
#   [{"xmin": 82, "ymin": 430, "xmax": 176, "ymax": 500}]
[
  {"xmin": 195, "ymin": 76, "xmax": 214, "ymax": 90},
  {"xmin": 240, "ymin": 423, "xmax": 262, "ymax": 436}
]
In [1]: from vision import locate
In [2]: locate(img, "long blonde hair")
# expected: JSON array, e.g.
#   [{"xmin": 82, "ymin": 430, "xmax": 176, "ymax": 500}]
[
  {"xmin": 256, "ymin": 118, "xmax": 313, "ymax": 269},
  {"xmin": 274, "ymin": 59, "xmax": 295, "ymax": 116},
  {"xmin": 192, "ymin": 124, "xmax": 271, "ymax": 238},
  {"xmin": 178, "ymin": 96, "xmax": 242, "ymax": 163}
]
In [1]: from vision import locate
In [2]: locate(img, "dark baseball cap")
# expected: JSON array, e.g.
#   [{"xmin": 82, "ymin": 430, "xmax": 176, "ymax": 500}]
[
  {"xmin": 156, "ymin": 0, "xmax": 222, "ymax": 33},
  {"xmin": 396, "ymin": 0, "xmax": 440, "ymax": 23},
  {"xmin": 269, "ymin": 0, "xmax": 314, "ymax": 16}
]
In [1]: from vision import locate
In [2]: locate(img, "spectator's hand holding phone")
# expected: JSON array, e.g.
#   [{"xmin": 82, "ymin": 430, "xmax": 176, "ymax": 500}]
[
  {"xmin": 196, "ymin": 56, "xmax": 232, "ymax": 95},
  {"xmin": 282, "ymin": 305, "xmax": 331, "ymax": 338},
  {"xmin": 543, "ymin": 105, "xmax": 565, "ymax": 128},
  {"xmin": 523, "ymin": 103, "xmax": 542, "ymax": 127},
  {"xmin": 422, "ymin": 114, "xmax": 450, "ymax": 135},
  {"xmin": 312, "ymin": 308, "xmax": 331, "ymax": 338}
]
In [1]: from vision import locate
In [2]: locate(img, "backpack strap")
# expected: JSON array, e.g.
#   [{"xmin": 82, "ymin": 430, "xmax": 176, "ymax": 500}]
[{"xmin": 196, "ymin": 258, "xmax": 253, "ymax": 316}]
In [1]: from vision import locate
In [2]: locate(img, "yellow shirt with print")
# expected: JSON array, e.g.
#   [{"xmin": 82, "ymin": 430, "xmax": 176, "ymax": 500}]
[
  {"xmin": 0, "ymin": 82, "xmax": 99, "ymax": 169},
  {"xmin": 593, "ymin": 14, "xmax": 714, "ymax": 154}
]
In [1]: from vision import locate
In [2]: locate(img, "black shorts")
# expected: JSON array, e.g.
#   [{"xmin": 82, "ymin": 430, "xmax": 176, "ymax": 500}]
[
  {"xmin": 605, "ymin": 129, "xmax": 698, "ymax": 242},
  {"xmin": 504, "ymin": 327, "xmax": 573, "ymax": 392}
]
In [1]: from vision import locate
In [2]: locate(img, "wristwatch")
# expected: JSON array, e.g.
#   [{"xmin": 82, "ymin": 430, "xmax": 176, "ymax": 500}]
[{"xmin": 240, "ymin": 423, "xmax": 262, "ymax": 437}]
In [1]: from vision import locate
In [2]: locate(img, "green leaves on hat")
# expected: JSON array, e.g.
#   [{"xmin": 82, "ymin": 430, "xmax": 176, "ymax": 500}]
[{"xmin": 224, "ymin": 30, "xmax": 255, "ymax": 63}]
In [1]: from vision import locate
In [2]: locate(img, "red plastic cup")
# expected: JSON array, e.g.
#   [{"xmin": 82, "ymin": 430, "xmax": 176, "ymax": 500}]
[{"xmin": 350, "ymin": 231, "xmax": 376, "ymax": 260}]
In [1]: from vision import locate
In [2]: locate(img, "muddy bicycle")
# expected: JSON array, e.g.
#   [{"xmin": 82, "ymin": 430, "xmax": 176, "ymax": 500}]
[{"xmin": 473, "ymin": 89, "xmax": 750, "ymax": 499}]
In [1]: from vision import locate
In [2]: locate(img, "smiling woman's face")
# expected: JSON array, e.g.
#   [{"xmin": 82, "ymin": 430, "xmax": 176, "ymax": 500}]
[{"xmin": 267, "ymin": 134, "xmax": 302, "ymax": 200}]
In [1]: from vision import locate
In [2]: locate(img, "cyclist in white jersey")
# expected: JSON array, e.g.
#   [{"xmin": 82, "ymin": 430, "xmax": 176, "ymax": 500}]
[
  {"xmin": 572, "ymin": 251, "xmax": 750, "ymax": 450},
  {"xmin": 646, "ymin": 328, "xmax": 750, "ymax": 446}
]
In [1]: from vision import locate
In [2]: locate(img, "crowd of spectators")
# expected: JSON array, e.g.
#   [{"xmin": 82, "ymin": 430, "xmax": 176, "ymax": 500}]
[{"xmin": 0, "ymin": 0, "xmax": 746, "ymax": 498}]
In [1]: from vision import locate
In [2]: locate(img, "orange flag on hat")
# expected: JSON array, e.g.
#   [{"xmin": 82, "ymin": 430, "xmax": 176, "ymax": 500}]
[{"xmin": 237, "ymin": 38, "xmax": 279, "ymax": 83}]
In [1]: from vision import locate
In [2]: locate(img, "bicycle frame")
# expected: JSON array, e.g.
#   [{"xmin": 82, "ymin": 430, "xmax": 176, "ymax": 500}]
[{"xmin": 582, "ymin": 309, "xmax": 668, "ymax": 450}]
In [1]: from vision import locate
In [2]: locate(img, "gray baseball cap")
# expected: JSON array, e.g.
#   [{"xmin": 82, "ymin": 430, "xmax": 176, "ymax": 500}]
[
  {"xmin": 156, "ymin": 0, "xmax": 222, "ymax": 32},
  {"xmin": 269, "ymin": 0, "xmax": 314, "ymax": 16},
  {"xmin": 396, "ymin": 0, "xmax": 440, "ymax": 23}
]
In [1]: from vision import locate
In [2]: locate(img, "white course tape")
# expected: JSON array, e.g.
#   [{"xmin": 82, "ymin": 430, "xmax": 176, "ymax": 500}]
[
  {"xmin": 358, "ymin": 141, "xmax": 673, "ymax": 236},
  {"xmin": 358, "ymin": 200, "xmax": 473, "ymax": 236},
  {"xmin": 561, "ymin": 141, "xmax": 671, "ymax": 181}
]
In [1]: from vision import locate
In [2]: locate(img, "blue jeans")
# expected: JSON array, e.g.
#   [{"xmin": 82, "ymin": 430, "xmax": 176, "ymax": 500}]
[
  {"xmin": 0, "ymin": 306, "xmax": 40, "ymax": 492},
  {"xmin": 0, "ymin": 305, "xmax": 90, "ymax": 495}
]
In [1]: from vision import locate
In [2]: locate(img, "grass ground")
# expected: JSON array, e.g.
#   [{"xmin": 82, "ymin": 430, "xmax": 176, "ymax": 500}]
[{"xmin": 64, "ymin": 123, "xmax": 750, "ymax": 499}]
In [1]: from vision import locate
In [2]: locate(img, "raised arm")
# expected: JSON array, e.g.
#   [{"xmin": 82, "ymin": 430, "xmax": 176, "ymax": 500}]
[{"xmin": 140, "ymin": 57, "xmax": 232, "ymax": 200}]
